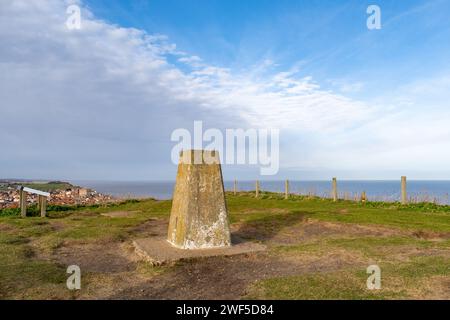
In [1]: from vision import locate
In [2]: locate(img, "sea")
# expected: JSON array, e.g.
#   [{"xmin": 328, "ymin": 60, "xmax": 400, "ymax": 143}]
[{"xmin": 71, "ymin": 180, "xmax": 450, "ymax": 205}]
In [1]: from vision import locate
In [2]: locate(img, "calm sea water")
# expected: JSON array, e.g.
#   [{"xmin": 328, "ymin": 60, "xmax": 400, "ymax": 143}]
[{"xmin": 71, "ymin": 180, "xmax": 450, "ymax": 205}]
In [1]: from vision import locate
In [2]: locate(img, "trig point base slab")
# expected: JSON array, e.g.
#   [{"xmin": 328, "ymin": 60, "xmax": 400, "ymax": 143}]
[{"xmin": 133, "ymin": 235, "xmax": 266, "ymax": 266}]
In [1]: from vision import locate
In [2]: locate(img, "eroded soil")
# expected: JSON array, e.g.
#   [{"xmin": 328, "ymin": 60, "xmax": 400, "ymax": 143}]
[{"xmin": 33, "ymin": 217, "xmax": 449, "ymax": 299}]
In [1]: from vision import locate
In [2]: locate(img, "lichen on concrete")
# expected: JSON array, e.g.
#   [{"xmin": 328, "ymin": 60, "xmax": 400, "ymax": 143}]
[{"xmin": 167, "ymin": 150, "xmax": 231, "ymax": 249}]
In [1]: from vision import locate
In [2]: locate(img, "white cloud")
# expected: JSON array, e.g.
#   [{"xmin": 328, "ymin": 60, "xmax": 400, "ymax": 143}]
[
  {"xmin": 0, "ymin": 0, "xmax": 370, "ymax": 134},
  {"xmin": 328, "ymin": 79, "xmax": 365, "ymax": 94},
  {"xmin": 1, "ymin": 0, "xmax": 450, "ymax": 179},
  {"xmin": 178, "ymin": 55, "xmax": 202, "ymax": 67}
]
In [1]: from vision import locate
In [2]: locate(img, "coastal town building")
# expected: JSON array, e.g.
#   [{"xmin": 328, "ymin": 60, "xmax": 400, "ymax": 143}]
[{"xmin": 0, "ymin": 185, "xmax": 113, "ymax": 209}]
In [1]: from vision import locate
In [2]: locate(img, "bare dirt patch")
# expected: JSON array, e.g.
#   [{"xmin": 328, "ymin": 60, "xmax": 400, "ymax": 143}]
[
  {"xmin": 78, "ymin": 271, "xmax": 149, "ymax": 300},
  {"xmin": 52, "ymin": 242, "xmax": 137, "ymax": 273},
  {"xmin": 108, "ymin": 247, "xmax": 366, "ymax": 300},
  {"xmin": 418, "ymin": 276, "xmax": 450, "ymax": 299},
  {"xmin": 16, "ymin": 213, "xmax": 448, "ymax": 299},
  {"xmin": 130, "ymin": 218, "xmax": 168, "ymax": 237},
  {"xmin": 412, "ymin": 230, "xmax": 450, "ymax": 241},
  {"xmin": 236, "ymin": 208, "xmax": 291, "ymax": 215},
  {"xmin": 231, "ymin": 211, "xmax": 309, "ymax": 241},
  {"xmin": 405, "ymin": 247, "xmax": 450, "ymax": 259},
  {"xmin": 0, "ymin": 223, "xmax": 14, "ymax": 232},
  {"xmin": 64, "ymin": 217, "xmax": 370, "ymax": 299},
  {"xmin": 49, "ymin": 221, "xmax": 66, "ymax": 231},
  {"xmin": 101, "ymin": 211, "xmax": 141, "ymax": 218},
  {"xmin": 235, "ymin": 218, "xmax": 407, "ymax": 245}
]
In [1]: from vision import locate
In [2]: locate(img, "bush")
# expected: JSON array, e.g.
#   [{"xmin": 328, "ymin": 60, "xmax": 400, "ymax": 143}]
[
  {"xmin": 0, "ymin": 199, "xmax": 146, "ymax": 217},
  {"xmin": 0, "ymin": 205, "xmax": 41, "ymax": 217},
  {"xmin": 0, "ymin": 207, "xmax": 20, "ymax": 217}
]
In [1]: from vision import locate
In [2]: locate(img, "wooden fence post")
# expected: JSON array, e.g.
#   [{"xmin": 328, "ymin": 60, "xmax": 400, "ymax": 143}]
[
  {"xmin": 39, "ymin": 195, "xmax": 47, "ymax": 217},
  {"xmin": 285, "ymin": 180, "xmax": 289, "ymax": 199},
  {"xmin": 20, "ymin": 190, "xmax": 27, "ymax": 217},
  {"xmin": 256, "ymin": 180, "xmax": 260, "ymax": 198},
  {"xmin": 332, "ymin": 177, "xmax": 338, "ymax": 202},
  {"xmin": 361, "ymin": 191, "xmax": 367, "ymax": 203},
  {"xmin": 401, "ymin": 176, "xmax": 407, "ymax": 204},
  {"xmin": 233, "ymin": 179, "xmax": 237, "ymax": 195}
]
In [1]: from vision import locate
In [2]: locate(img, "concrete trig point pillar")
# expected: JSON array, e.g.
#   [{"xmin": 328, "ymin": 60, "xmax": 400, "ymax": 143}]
[
  {"xmin": 167, "ymin": 150, "xmax": 231, "ymax": 249},
  {"xmin": 401, "ymin": 176, "xmax": 407, "ymax": 204},
  {"xmin": 233, "ymin": 179, "xmax": 237, "ymax": 196},
  {"xmin": 332, "ymin": 177, "xmax": 338, "ymax": 202}
]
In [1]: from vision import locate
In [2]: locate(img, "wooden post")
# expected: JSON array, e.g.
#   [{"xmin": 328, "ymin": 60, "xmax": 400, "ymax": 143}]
[
  {"xmin": 40, "ymin": 196, "xmax": 47, "ymax": 217},
  {"xmin": 20, "ymin": 190, "xmax": 27, "ymax": 217},
  {"xmin": 401, "ymin": 176, "xmax": 407, "ymax": 204},
  {"xmin": 233, "ymin": 179, "xmax": 237, "ymax": 196},
  {"xmin": 332, "ymin": 177, "xmax": 338, "ymax": 202},
  {"xmin": 361, "ymin": 191, "xmax": 367, "ymax": 203},
  {"xmin": 255, "ymin": 180, "xmax": 260, "ymax": 198},
  {"xmin": 285, "ymin": 180, "xmax": 289, "ymax": 199}
]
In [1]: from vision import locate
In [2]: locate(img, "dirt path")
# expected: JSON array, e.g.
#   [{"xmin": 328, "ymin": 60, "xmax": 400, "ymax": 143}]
[{"xmin": 108, "ymin": 248, "xmax": 366, "ymax": 299}]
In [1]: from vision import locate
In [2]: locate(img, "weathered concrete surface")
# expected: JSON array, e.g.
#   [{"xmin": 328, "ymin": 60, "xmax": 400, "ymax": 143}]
[
  {"xmin": 167, "ymin": 150, "xmax": 231, "ymax": 249},
  {"xmin": 133, "ymin": 235, "xmax": 266, "ymax": 266}
]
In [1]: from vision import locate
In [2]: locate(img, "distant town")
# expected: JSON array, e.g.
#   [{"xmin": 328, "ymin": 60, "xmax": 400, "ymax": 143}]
[{"xmin": 0, "ymin": 180, "xmax": 114, "ymax": 209}]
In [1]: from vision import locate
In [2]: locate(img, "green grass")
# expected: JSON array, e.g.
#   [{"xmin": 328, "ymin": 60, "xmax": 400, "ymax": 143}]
[
  {"xmin": 0, "ymin": 229, "xmax": 70, "ymax": 299},
  {"xmin": 0, "ymin": 198, "xmax": 166, "ymax": 217},
  {"xmin": 271, "ymin": 235, "xmax": 450, "ymax": 266},
  {"xmin": 247, "ymin": 272, "xmax": 398, "ymax": 300},
  {"xmin": 21, "ymin": 182, "xmax": 74, "ymax": 192},
  {"xmin": 1, "ymin": 199, "xmax": 170, "ymax": 243},
  {"xmin": 227, "ymin": 192, "xmax": 450, "ymax": 233},
  {"xmin": 0, "ymin": 198, "xmax": 171, "ymax": 299},
  {"xmin": 0, "ymin": 193, "xmax": 449, "ymax": 299},
  {"xmin": 246, "ymin": 255, "xmax": 450, "ymax": 300}
]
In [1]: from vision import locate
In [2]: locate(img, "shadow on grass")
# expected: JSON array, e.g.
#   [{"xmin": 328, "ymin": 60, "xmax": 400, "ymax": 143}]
[{"xmin": 233, "ymin": 210, "xmax": 309, "ymax": 242}]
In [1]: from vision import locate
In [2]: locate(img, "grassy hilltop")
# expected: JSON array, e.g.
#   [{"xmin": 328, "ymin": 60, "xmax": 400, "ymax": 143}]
[
  {"xmin": 0, "ymin": 180, "xmax": 74, "ymax": 192},
  {"xmin": 0, "ymin": 192, "xmax": 449, "ymax": 299}
]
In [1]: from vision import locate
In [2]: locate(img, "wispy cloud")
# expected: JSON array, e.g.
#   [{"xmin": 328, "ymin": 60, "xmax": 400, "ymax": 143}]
[{"xmin": 1, "ymin": 0, "xmax": 450, "ymax": 179}]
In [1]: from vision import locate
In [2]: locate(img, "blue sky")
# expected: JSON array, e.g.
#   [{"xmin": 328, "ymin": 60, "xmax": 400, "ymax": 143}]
[
  {"xmin": 83, "ymin": 0, "xmax": 450, "ymax": 98},
  {"xmin": 1, "ymin": 0, "xmax": 450, "ymax": 180}
]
